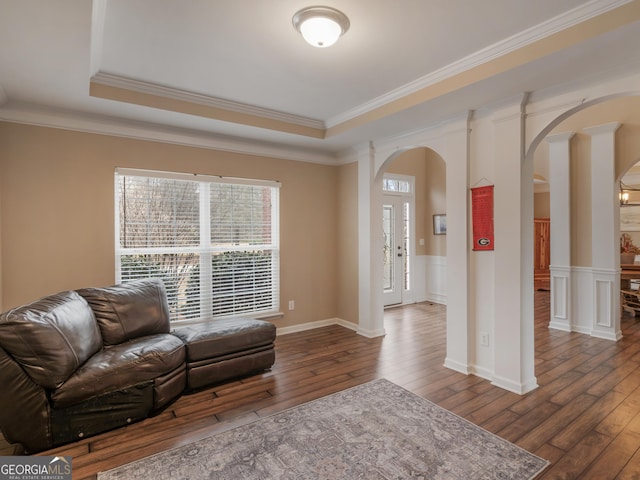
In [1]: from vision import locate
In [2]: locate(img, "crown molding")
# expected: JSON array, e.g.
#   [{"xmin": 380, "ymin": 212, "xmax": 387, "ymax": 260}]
[
  {"xmin": 90, "ymin": 0, "xmax": 107, "ymax": 76},
  {"xmin": 325, "ymin": 0, "xmax": 631, "ymax": 128},
  {"xmin": 91, "ymin": 72, "xmax": 325, "ymax": 131},
  {"xmin": 0, "ymin": 103, "xmax": 339, "ymax": 166}
]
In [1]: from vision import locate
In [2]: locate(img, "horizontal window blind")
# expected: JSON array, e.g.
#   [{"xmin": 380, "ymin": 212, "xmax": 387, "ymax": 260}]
[
  {"xmin": 211, "ymin": 250, "xmax": 278, "ymax": 317},
  {"xmin": 120, "ymin": 252, "xmax": 202, "ymax": 321},
  {"xmin": 115, "ymin": 169, "xmax": 280, "ymax": 322}
]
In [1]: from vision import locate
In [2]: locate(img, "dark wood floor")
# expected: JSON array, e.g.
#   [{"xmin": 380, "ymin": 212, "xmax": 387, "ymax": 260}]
[{"xmin": 5, "ymin": 291, "xmax": 640, "ymax": 479}]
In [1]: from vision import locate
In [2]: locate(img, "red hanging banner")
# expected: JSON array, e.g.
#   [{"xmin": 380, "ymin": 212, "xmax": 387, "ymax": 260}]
[{"xmin": 471, "ymin": 185, "xmax": 494, "ymax": 251}]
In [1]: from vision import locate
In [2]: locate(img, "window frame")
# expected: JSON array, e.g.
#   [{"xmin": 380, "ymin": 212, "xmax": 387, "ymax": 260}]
[{"xmin": 114, "ymin": 167, "xmax": 281, "ymax": 323}]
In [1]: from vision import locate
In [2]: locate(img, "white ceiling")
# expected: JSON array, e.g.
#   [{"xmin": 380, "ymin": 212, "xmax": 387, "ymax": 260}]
[{"xmin": 1, "ymin": 0, "xmax": 640, "ymax": 161}]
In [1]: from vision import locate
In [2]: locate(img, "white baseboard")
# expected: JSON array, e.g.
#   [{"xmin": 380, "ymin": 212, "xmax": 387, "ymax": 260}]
[
  {"xmin": 443, "ymin": 357, "xmax": 470, "ymax": 375},
  {"xmin": 491, "ymin": 374, "xmax": 539, "ymax": 395},
  {"xmin": 276, "ymin": 318, "xmax": 359, "ymax": 336},
  {"xmin": 468, "ymin": 364, "xmax": 493, "ymax": 382},
  {"xmin": 548, "ymin": 321, "xmax": 572, "ymax": 332},
  {"xmin": 425, "ymin": 293, "xmax": 447, "ymax": 305},
  {"xmin": 356, "ymin": 325, "xmax": 386, "ymax": 338}
]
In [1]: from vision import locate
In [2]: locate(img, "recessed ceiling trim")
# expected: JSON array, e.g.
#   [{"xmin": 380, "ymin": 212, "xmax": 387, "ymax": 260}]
[
  {"xmin": 0, "ymin": 103, "xmax": 338, "ymax": 165},
  {"xmin": 89, "ymin": 0, "xmax": 107, "ymax": 77},
  {"xmin": 326, "ymin": 0, "xmax": 640, "ymax": 137},
  {"xmin": 90, "ymin": 72, "xmax": 326, "ymax": 138},
  {"xmin": 87, "ymin": 0, "xmax": 636, "ymax": 143},
  {"xmin": 326, "ymin": 0, "xmax": 633, "ymax": 129}
]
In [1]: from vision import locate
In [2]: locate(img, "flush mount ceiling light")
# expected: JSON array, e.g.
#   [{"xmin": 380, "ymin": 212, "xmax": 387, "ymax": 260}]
[{"xmin": 292, "ymin": 6, "xmax": 350, "ymax": 48}]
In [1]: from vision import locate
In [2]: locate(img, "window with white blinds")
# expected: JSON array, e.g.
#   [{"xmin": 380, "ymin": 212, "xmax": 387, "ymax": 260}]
[{"xmin": 115, "ymin": 168, "xmax": 280, "ymax": 322}]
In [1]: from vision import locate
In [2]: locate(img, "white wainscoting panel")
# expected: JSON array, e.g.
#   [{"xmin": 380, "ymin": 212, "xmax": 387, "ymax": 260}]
[
  {"xmin": 568, "ymin": 266, "xmax": 620, "ymax": 340},
  {"xmin": 591, "ymin": 268, "xmax": 621, "ymax": 341},
  {"xmin": 413, "ymin": 255, "xmax": 428, "ymax": 303},
  {"xmin": 424, "ymin": 255, "xmax": 447, "ymax": 305},
  {"xmin": 549, "ymin": 266, "xmax": 570, "ymax": 332},
  {"xmin": 594, "ymin": 278, "xmax": 613, "ymax": 328},
  {"xmin": 572, "ymin": 267, "xmax": 595, "ymax": 335}
]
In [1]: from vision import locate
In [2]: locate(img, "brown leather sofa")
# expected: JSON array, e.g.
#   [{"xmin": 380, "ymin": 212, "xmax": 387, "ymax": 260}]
[{"xmin": 0, "ymin": 278, "xmax": 276, "ymax": 453}]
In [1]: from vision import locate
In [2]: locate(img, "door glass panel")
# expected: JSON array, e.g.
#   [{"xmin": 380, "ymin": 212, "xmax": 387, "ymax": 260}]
[
  {"xmin": 383, "ymin": 204, "xmax": 394, "ymax": 292},
  {"xmin": 403, "ymin": 201, "xmax": 411, "ymax": 291}
]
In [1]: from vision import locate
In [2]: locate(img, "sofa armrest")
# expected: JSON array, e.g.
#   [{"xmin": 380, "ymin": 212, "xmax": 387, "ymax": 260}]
[{"xmin": 0, "ymin": 346, "xmax": 52, "ymax": 453}]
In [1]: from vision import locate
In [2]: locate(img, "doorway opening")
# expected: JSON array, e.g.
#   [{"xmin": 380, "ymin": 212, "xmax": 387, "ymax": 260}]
[
  {"xmin": 383, "ymin": 174, "xmax": 414, "ymax": 307},
  {"xmin": 382, "ymin": 202, "xmax": 412, "ymax": 307}
]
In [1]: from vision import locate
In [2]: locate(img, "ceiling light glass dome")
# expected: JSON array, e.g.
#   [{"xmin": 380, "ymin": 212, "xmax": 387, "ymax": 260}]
[{"xmin": 292, "ymin": 6, "xmax": 350, "ymax": 48}]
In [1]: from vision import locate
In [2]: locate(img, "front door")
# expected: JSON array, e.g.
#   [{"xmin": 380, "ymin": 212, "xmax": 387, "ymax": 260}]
[{"xmin": 383, "ymin": 195, "xmax": 408, "ymax": 306}]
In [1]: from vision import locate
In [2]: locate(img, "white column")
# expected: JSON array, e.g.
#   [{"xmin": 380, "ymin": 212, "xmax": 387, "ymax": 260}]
[
  {"xmin": 546, "ymin": 132, "xmax": 574, "ymax": 332},
  {"xmin": 443, "ymin": 116, "xmax": 471, "ymax": 375},
  {"xmin": 491, "ymin": 97, "xmax": 537, "ymax": 394},
  {"xmin": 585, "ymin": 122, "xmax": 621, "ymax": 341},
  {"xmin": 358, "ymin": 142, "xmax": 386, "ymax": 338}
]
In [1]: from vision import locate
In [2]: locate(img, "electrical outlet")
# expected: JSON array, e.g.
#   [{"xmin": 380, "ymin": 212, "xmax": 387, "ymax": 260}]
[
  {"xmin": 480, "ymin": 332, "xmax": 489, "ymax": 347},
  {"xmin": 288, "ymin": 300, "xmax": 295, "ymax": 310}
]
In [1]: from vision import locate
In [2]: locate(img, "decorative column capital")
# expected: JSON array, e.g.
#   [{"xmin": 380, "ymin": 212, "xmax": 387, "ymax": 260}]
[
  {"xmin": 546, "ymin": 131, "xmax": 575, "ymax": 144},
  {"xmin": 583, "ymin": 121, "xmax": 620, "ymax": 136}
]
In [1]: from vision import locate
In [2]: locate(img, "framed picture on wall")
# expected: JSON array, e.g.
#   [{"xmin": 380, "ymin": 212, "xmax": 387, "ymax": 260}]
[{"xmin": 433, "ymin": 214, "xmax": 446, "ymax": 235}]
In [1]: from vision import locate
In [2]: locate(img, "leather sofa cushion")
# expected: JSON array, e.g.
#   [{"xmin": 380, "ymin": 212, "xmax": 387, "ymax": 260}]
[
  {"xmin": 51, "ymin": 333, "xmax": 185, "ymax": 408},
  {"xmin": 0, "ymin": 346, "xmax": 52, "ymax": 453},
  {"xmin": 0, "ymin": 291, "xmax": 102, "ymax": 389},
  {"xmin": 77, "ymin": 278, "xmax": 170, "ymax": 345},
  {"xmin": 172, "ymin": 318, "xmax": 276, "ymax": 362}
]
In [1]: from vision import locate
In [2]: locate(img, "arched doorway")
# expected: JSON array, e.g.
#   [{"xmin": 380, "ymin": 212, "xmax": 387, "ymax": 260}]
[
  {"xmin": 526, "ymin": 95, "xmax": 640, "ymax": 341},
  {"xmin": 381, "ymin": 147, "xmax": 447, "ymax": 310},
  {"xmin": 356, "ymin": 118, "xmax": 471, "ymax": 376}
]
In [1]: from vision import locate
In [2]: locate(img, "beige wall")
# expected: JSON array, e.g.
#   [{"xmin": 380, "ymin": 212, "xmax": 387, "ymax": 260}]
[
  {"xmin": 424, "ymin": 149, "xmax": 447, "ymax": 256},
  {"xmin": 386, "ymin": 147, "xmax": 446, "ymax": 257},
  {"xmin": 0, "ymin": 122, "xmax": 341, "ymax": 329},
  {"xmin": 550, "ymin": 96, "xmax": 640, "ymax": 266},
  {"xmin": 551, "ymin": 96, "xmax": 640, "ymax": 178},
  {"xmin": 534, "ymin": 192, "xmax": 550, "ymax": 218}
]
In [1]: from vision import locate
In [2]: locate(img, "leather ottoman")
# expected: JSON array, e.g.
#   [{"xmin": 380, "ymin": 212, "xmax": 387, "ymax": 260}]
[{"xmin": 172, "ymin": 318, "xmax": 276, "ymax": 390}]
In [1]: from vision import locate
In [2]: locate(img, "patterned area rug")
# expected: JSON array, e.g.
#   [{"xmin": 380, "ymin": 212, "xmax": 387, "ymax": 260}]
[{"xmin": 98, "ymin": 379, "xmax": 549, "ymax": 479}]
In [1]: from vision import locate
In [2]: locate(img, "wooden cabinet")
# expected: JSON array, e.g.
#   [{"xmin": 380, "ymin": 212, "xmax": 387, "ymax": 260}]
[{"xmin": 534, "ymin": 218, "xmax": 550, "ymax": 290}]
